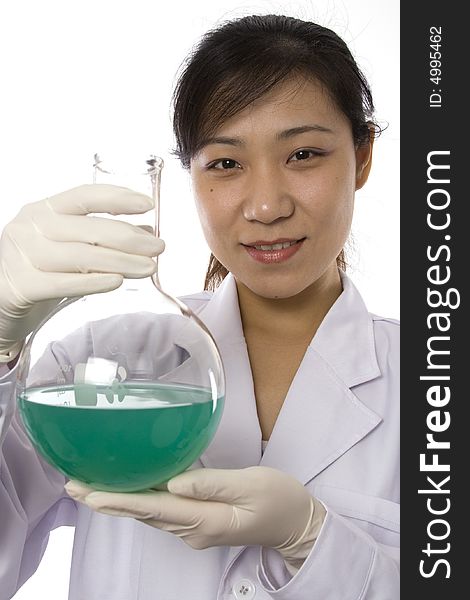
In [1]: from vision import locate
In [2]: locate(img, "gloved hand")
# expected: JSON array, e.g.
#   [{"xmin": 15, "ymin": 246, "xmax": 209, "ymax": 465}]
[
  {"xmin": 0, "ymin": 184, "xmax": 164, "ymax": 363},
  {"xmin": 65, "ymin": 466, "xmax": 326, "ymax": 575}
]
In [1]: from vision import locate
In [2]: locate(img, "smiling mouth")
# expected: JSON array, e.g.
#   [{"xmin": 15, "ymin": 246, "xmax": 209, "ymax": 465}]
[
  {"xmin": 242, "ymin": 238, "xmax": 306, "ymax": 264},
  {"xmin": 243, "ymin": 238, "xmax": 306, "ymax": 251}
]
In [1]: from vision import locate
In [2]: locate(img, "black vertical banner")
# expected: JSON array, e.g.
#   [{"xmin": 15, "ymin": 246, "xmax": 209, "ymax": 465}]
[{"xmin": 401, "ymin": 3, "xmax": 465, "ymax": 597}]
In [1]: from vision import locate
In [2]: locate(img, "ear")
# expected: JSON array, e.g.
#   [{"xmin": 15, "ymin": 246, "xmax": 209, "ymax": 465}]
[{"xmin": 355, "ymin": 129, "xmax": 374, "ymax": 190}]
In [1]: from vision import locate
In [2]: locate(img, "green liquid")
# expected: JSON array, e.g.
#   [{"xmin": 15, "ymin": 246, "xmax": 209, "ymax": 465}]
[{"xmin": 18, "ymin": 383, "xmax": 223, "ymax": 492}]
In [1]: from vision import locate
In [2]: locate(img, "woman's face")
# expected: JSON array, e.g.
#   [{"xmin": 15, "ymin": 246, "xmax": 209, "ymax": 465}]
[{"xmin": 190, "ymin": 76, "xmax": 372, "ymax": 299}]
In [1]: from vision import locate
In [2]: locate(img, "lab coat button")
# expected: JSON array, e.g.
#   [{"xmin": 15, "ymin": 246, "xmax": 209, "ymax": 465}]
[{"xmin": 233, "ymin": 578, "xmax": 256, "ymax": 599}]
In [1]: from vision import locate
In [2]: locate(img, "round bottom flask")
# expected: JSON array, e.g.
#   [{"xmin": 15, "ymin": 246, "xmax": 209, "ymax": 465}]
[{"xmin": 16, "ymin": 153, "xmax": 225, "ymax": 492}]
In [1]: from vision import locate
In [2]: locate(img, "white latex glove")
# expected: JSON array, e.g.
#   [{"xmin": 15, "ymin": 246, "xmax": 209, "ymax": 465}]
[
  {"xmin": 65, "ymin": 466, "xmax": 326, "ymax": 575},
  {"xmin": 0, "ymin": 184, "xmax": 164, "ymax": 363}
]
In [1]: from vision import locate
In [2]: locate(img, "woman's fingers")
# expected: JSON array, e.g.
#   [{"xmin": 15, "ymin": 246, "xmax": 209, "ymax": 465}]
[
  {"xmin": 22, "ymin": 237, "xmax": 162, "ymax": 274},
  {"xmin": 23, "ymin": 271, "xmax": 125, "ymax": 301},
  {"xmin": 43, "ymin": 184, "xmax": 154, "ymax": 216},
  {"xmin": 14, "ymin": 210, "xmax": 161, "ymax": 255}
]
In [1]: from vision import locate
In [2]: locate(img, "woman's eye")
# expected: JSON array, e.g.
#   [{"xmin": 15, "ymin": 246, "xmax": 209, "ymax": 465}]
[
  {"xmin": 289, "ymin": 149, "xmax": 322, "ymax": 162},
  {"xmin": 208, "ymin": 159, "xmax": 240, "ymax": 170}
]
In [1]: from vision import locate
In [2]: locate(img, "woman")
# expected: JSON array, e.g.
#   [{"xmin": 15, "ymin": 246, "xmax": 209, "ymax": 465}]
[{"xmin": 0, "ymin": 14, "xmax": 399, "ymax": 599}]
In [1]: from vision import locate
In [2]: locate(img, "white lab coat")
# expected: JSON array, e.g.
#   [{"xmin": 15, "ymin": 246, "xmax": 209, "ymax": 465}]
[{"xmin": 0, "ymin": 271, "xmax": 399, "ymax": 599}]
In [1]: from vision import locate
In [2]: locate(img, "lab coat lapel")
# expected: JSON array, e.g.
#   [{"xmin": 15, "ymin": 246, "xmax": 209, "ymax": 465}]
[
  {"xmin": 195, "ymin": 272, "xmax": 383, "ymax": 484},
  {"xmin": 259, "ymin": 348, "xmax": 382, "ymax": 484},
  {"xmin": 260, "ymin": 272, "xmax": 383, "ymax": 485},
  {"xmin": 196, "ymin": 275, "xmax": 262, "ymax": 469}
]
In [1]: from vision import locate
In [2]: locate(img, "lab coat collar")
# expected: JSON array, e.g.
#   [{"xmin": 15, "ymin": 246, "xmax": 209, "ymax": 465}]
[
  {"xmin": 196, "ymin": 271, "xmax": 382, "ymax": 483},
  {"xmin": 309, "ymin": 270, "xmax": 381, "ymax": 387},
  {"xmin": 198, "ymin": 270, "xmax": 381, "ymax": 387}
]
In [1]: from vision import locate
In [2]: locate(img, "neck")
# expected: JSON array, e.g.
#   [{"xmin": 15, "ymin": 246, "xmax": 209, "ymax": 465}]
[{"xmin": 236, "ymin": 267, "xmax": 343, "ymax": 345}]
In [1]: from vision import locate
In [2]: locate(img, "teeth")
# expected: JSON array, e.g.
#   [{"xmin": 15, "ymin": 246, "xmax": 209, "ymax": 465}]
[{"xmin": 253, "ymin": 240, "xmax": 298, "ymax": 251}]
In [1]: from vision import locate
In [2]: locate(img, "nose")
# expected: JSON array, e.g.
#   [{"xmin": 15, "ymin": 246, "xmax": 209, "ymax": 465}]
[{"xmin": 242, "ymin": 164, "xmax": 295, "ymax": 224}]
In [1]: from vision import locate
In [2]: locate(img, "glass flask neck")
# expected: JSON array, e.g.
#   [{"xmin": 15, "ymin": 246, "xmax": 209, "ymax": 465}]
[{"xmin": 92, "ymin": 153, "xmax": 164, "ymax": 286}]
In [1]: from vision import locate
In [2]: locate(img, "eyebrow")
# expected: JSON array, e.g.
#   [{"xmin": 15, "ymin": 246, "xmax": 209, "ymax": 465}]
[
  {"xmin": 198, "ymin": 124, "xmax": 334, "ymax": 149},
  {"xmin": 277, "ymin": 124, "xmax": 334, "ymax": 139}
]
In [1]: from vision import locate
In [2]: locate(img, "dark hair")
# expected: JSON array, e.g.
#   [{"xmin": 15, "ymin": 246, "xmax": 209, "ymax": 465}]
[{"xmin": 172, "ymin": 14, "xmax": 380, "ymax": 291}]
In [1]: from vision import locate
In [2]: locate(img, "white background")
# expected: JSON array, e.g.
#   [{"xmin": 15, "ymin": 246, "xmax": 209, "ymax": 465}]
[{"xmin": 0, "ymin": 0, "xmax": 399, "ymax": 597}]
